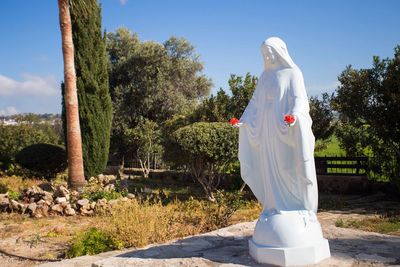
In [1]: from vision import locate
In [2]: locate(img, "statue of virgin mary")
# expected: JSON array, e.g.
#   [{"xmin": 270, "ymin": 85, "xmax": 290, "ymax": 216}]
[
  {"xmin": 239, "ymin": 37, "xmax": 317, "ymax": 214},
  {"xmin": 237, "ymin": 37, "xmax": 330, "ymax": 265}
]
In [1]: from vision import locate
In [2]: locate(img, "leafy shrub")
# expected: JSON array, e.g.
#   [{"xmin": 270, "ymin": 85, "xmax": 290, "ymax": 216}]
[
  {"xmin": 0, "ymin": 124, "xmax": 54, "ymax": 170},
  {"xmin": 166, "ymin": 122, "xmax": 238, "ymax": 201},
  {"xmin": 15, "ymin": 143, "xmax": 67, "ymax": 179},
  {"xmin": 7, "ymin": 190, "xmax": 20, "ymax": 201},
  {"xmin": 66, "ymin": 228, "xmax": 121, "ymax": 258}
]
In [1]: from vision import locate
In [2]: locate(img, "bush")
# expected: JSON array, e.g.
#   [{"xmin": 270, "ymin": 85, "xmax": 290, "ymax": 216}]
[
  {"xmin": 166, "ymin": 122, "xmax": 239, "ymax": 201},
  {"xmin": 0, "ymin": 124, "xmax": 53, "ymax": 170},
  {"xmin": 66, "ymin": 228, "xmax": 121, "ymax": 258},
  {"xmin": 15, "ymin": 143, "xmax": 67, "ymax": 179}
]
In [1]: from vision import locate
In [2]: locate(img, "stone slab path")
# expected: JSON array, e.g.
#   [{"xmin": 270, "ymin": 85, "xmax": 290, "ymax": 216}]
[{"xmin": 39, "ymin": 213, "xmax": 400, "ymax": 267}]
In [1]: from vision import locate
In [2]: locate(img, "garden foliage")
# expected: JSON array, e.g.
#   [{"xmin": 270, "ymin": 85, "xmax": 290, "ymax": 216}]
[
  {"xmin": 167, "ymin": 122, "xmax": 239, "ymax": 201},
  {"xmin": 332, "ymin": 45, "xmax": 400, "ymax": 189},
  {"xmin": 0, "ymin": 124, "xmax": 59, "ymax": 170},
  {"xmin": 15, "ymin": 143, "xmax": 67, "ymax": 179}
]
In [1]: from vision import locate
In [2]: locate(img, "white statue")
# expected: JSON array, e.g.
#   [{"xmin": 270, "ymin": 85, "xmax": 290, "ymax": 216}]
[{"xmin": 236, "ymin": 37, "xmax": 330, "ymax": 266}]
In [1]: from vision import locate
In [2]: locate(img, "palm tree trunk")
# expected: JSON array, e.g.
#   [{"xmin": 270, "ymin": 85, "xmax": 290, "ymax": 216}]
[{"xmin": 58, "ymin": 0, "xmax": 86, "ymax": 190}]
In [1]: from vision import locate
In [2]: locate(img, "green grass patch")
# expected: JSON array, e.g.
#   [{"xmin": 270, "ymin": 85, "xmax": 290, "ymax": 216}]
[
  {"xmin": 335, "ymin": 215, "xmax": 400, "ymax": 235},
  {"xmin": 314, "ymin": 135, "xmax": 346, "ymax": 157}
]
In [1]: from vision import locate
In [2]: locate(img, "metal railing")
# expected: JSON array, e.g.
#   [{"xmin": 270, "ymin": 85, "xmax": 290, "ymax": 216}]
[{"xmin": 315, "ymin": 156, "xmax": 368, "ymax": 176}]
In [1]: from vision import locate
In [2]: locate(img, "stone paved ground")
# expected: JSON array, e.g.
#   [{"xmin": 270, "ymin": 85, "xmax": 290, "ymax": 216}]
[{"xmin": 37, "ymin": 212, "xmax": 400, "ymax": 267}]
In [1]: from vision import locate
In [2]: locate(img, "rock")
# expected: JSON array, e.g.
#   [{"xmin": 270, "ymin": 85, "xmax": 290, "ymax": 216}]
[
  {"xmin": 97, "ymin": 174, "xmax": 106, "ymax": 184},
  {"xmin": 51, "ymin": 204, "xmax": 64, "ymax": 213},
  {"xmin": 104, "ymin": 184, "xmax": 115, "ymax": 192},
  {"xmin": 21, "ymin": 203, "xmax": 28, "ymax": 214},
  {"xmin": 27, "ymin": 203, "xmax": 37, "ymax": 214},
  {"xmin": 9, "ymin": 199, "xmax": 21, "ymax": 211},
  {"xmin": 37, "ymin": 199, "xmax": 46, "ymax": 205},
  {"xmin": 55, "ymin": 197, "xmax": 67, "ymax": 204},
  {"xmin": 90, "ymin": 202, "xmax": 96, "ymax": 210},
  {"xmin": 97, "ymin": 174, "xmax": 116, "ymax": 185},
  {"xmin": 42, "ymin": 191, "xmax": 54, "ymax": 203},
  {"xmin": 77, "ymin": 198, "xmax": 89, "ymax": 207},
  {"xmin": 55, "ymin": 185, "xmax": 70, "ymax": 201},
  {"xmin": 70, "ymin": 190, "xmax": 80, "ymax": 199},
  {"xmin": 34, "ymin": 204, "xmax": 49, "ymax": 218},
  {"xmin": 80, "ymin": 208, "xmax": 93, "ymax": 215},
  {"xmin": 127, "ymin": 193, "xmax": 135, "ymax": 199},
  {"xmin": 95, "ymin": 198, "xmax": 108, "ymax": 210},
  {"xmin": 0, "ymin": 194, "xmax": 9, "ymax": 212},
  {"xmin": 23, "ymin": 186, "xmax": 45, "ymax": 202},
  {"xmin": 64, "ymin": 205, "xmax": 76, "ymax": 216},
  {"xmin": 77, "ymin": 198, "xmax": 91, "ymax": 215}
]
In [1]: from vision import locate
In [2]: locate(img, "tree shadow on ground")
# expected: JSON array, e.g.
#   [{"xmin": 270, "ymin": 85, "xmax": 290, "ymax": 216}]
[{"xmin": 319, "ymin": 192, "xmax": 400, "ymax": 215}]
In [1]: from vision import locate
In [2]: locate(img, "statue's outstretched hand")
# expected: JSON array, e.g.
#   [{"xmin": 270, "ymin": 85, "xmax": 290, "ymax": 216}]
[
  {"xmin": 284, "ymin": 114, "xmax": 296, "ymax": 127},
  {"xmin": 230, "ymin": 118, "xmax": 243, "ymax": 128}
]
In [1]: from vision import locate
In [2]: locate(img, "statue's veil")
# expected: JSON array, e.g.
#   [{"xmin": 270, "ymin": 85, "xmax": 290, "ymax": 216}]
[{"xmin": 261, "ymin": 37, "xmax": 297, "ymax": 69}]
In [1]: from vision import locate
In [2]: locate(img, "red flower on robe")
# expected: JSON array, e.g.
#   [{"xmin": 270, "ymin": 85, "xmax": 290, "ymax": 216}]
[
  {"xmin": 229, "ymin": 117, "xmax": 240, "ymax": 125},
  {"xmin": 284, "ymin": 115, "xmax": 295, "ymax": 125}
]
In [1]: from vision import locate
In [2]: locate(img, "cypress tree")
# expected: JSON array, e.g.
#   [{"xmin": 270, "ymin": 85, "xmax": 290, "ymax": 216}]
[{"xmin": 62, "ymin": 0, "xmax": 112, "ymax": 178}]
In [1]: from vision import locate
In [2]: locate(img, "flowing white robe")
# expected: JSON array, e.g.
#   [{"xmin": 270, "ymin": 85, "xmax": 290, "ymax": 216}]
[{"xmin": 239, "ymin": 56, "xmax": 318, "ymax": 214}]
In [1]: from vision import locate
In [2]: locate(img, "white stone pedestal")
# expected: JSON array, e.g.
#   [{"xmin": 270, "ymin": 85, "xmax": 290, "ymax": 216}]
[{"xmin": 249, "ymin": 210, "xmax": 330, "ymax": 266}]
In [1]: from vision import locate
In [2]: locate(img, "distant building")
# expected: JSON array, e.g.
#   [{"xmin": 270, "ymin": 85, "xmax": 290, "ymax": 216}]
[{"xmin": 0, "ymin": 119, "xmax": 18, "ymax": 126}]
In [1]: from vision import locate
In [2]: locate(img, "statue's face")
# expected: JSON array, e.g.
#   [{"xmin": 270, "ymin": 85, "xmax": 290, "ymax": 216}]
[{"xmin": 262, "ymin": 45, "xmax": 276, "ymax": 64}]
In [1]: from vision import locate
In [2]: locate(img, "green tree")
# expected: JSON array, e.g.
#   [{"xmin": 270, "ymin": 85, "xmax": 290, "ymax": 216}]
[
  {"xmin": 125, "ymin": 119, "xmax": 163, "ymax": 178},
  {"xmin": 332, "ymin": 46, "xmax": 400, "ymax": 189},
  {"xmin": 107, "ymin": 28, "xmax": 211, "ymax": 155},
  {"xmin": 167, "ymin": 122, "xmax": 239, "ymax": 201},
  {"xmin": 193, "ymin": 73, "xmax": 257, "ymax": 122},
  {"xmin": 309, "ymin": 93, "xmax": 335, "ymax": 141},
  {"xmin": 62, "ymin": 0, "xmax": 113, "ymax": 178}
]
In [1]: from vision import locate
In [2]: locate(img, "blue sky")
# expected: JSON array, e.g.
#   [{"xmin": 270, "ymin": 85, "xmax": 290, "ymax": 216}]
[{"xmin": 0, "ymin": 0, "xmax": 399, "ymax": 115}]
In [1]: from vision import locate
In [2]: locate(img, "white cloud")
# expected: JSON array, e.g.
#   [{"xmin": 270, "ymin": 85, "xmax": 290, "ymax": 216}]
[
  {"xmin": 119, "ymin": 0, "xmax": 128, "ymax": 5},
  {"xmin": 0, "ymin": 106, "xmax": 19, "ymax": 116},
  {"xmin": 0, "ymin": 73, "xmax": 58, "ymax": 97}
]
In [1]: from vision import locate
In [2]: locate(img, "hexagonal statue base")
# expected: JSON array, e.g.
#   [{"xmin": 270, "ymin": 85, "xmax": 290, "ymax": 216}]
[
  {"xmin": 249, "ymin": 238, "xmax": 330, "ymax": 266},
  {"xmin": 248, "ymin": 210, "xmax": 330, "ymax": 266}
]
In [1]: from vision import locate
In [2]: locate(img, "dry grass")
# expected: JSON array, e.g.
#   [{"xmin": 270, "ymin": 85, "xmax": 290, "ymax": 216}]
[
  {"xmin": 95, "ymin": 197, "xmax": 260, "ymax": 250},
  {"xmin": 0, "ymin": 175, "xmax": 45, "ymax": 194}
]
